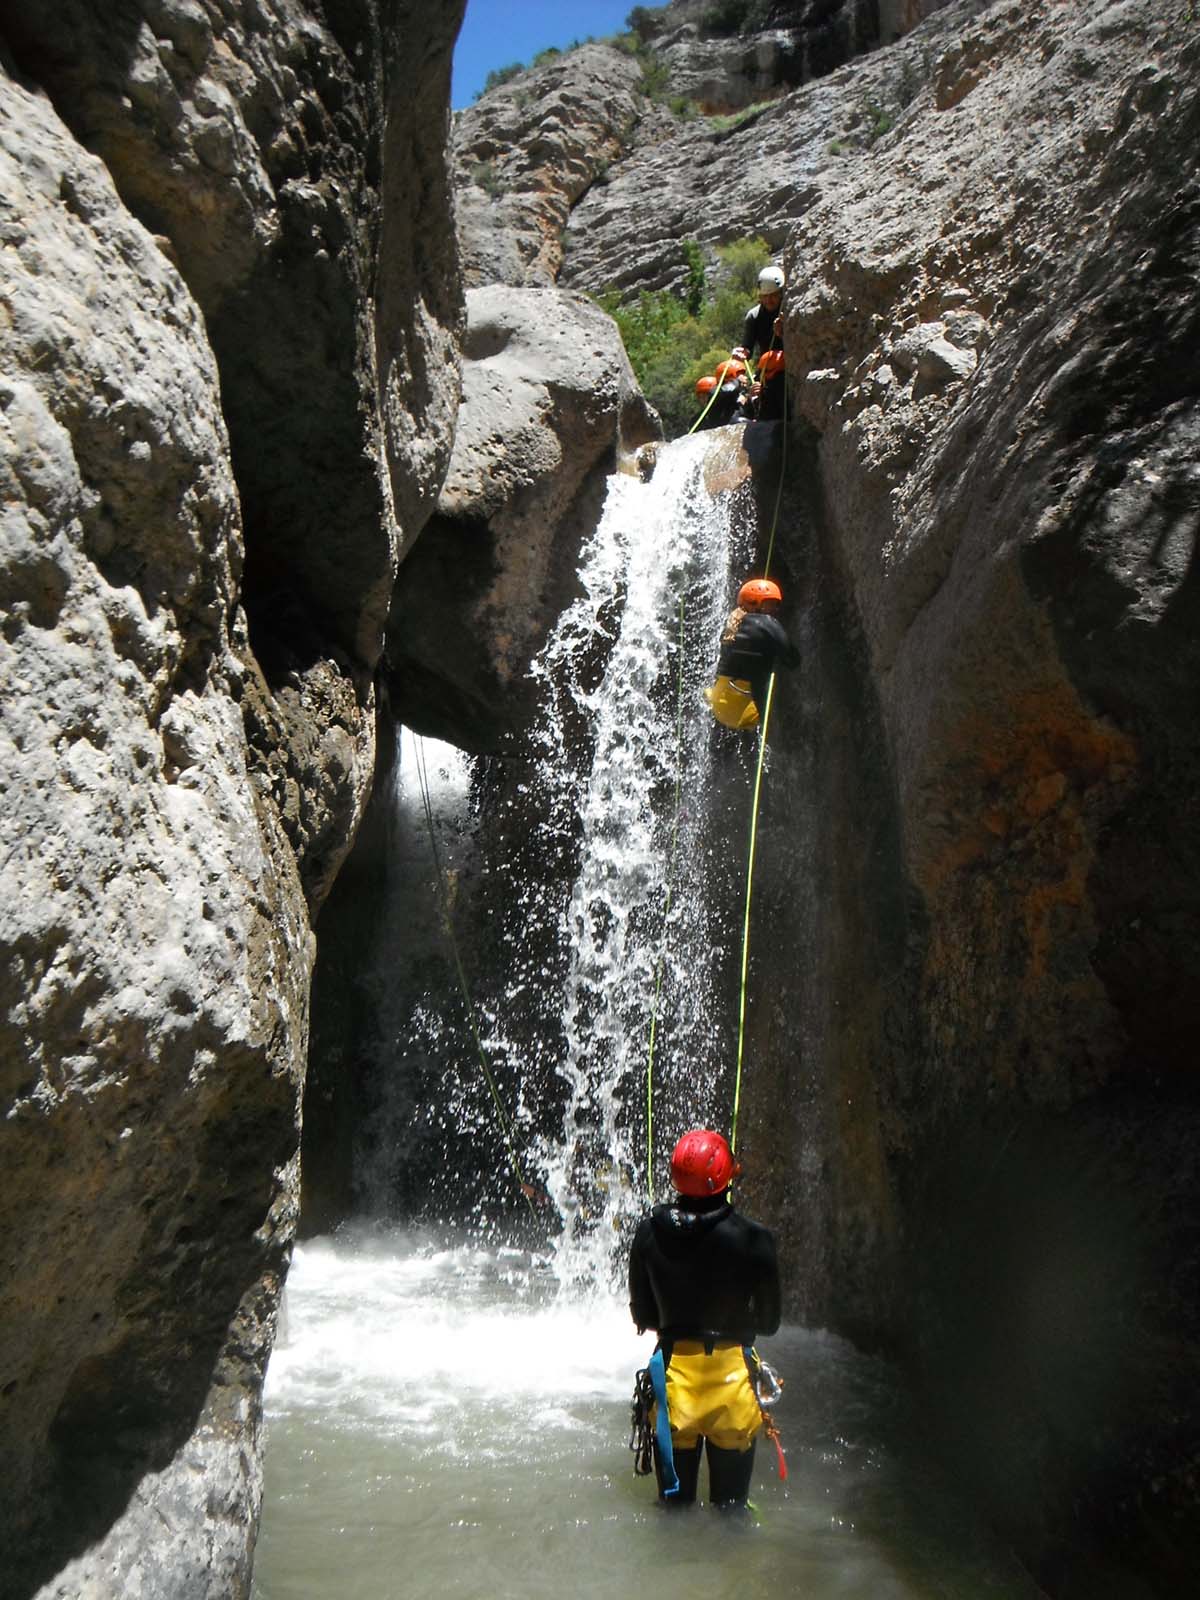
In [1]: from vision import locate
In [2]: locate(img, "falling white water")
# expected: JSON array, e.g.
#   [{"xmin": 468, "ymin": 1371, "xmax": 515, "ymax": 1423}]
[
  {"xmin": 254, "ymin": 437, "xmax": 1052, "ymax": 1599},
  {"xmin": 519, "ymin": 433, "xmax": 755, "ymax": 1292},
  {"xmin": 354, "ymin": 432, "xmax": 756, "ymax": 1283}
]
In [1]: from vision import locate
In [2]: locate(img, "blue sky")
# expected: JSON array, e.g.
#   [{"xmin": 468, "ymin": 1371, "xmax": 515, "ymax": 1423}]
[{"xmin": 452, "ymin": 0, "xmax": 638, "ymax": 109}]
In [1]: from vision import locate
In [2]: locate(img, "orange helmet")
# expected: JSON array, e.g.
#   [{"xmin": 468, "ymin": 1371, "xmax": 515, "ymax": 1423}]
[
  {"xmin": 695, "ymin": 374, "xmax": 718, "ymax": 396},
  {"xmin": 738, "ymin": 577, "xmax": 782, "ymax": 609},
  {"xmin": 757, "ymin": 349, "xmax": 786, "ymax": 381},
  {"xmin": 670, "ymin": 1129, "xmax": 741, "ymax": 1197},
  {"xmin": 714, "ymin": 358, "xmax": 746, "ymax": 382}
]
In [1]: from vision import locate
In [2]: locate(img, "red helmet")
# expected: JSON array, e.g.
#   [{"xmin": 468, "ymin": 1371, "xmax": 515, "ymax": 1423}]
[
  {"xmin": 670, "ymin": 1129, "xmax": 740, "ymax": 1197},
  {"xmin": 737, "ymin": 577, "xmax": 783, "ymax": 609},
  {"xmin": 757, "ymin": 349, "xmax": 786, "ymax": 381},
  {"xmin": 695, "ymin": 374, "xmax": 718, "ymax": 396},
  {"xmin": 714, "ymin": 358, "xmax": 745, "ymax": 382}
]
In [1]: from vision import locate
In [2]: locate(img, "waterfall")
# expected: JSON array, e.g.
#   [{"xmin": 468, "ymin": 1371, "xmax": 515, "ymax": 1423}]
[{"xmin": 359, "ymin": 432, "xmax": 756, "ymax": 1291}]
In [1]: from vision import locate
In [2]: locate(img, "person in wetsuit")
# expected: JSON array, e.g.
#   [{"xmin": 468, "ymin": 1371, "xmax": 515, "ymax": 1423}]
[
  {"xmin": 704, "ymin": 577, "xmax": 800, "ymax": 731},
  {"xmin": 629, "ymin": 1129, "xmax": 781, "ymax": 1507},
  {"xmin": 731, "ymin": 264, "xmax": 786, "ymax": 421},
  {"xmin": 693, "ymin": 372, "xmax": 746, "ymax": 430}
]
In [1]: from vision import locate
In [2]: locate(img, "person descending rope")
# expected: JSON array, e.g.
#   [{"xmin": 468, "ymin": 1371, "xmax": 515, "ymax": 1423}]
[
  {"xmin": 731, "ymin": 264, "xmax": 786, "ymax": 421},
  {"xmin": 691, "ymin": 358, "xmax": 749, "ymax": 432},
  {"xmin": 628, "ymin": 1129, "xmax": 782, "ymax": 1508},
  {"xmin": 693, "ymin": 373, "xmax": 741, "ymax": 430},
  {"xmin": 704, "ymin": 577, "xmax": 799, "ymax": 731}
]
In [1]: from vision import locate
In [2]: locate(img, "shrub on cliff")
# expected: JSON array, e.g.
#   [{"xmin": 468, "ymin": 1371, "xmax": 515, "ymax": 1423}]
[{"xmin": 597, "ymin": 235, "xmax": 772, "ymax": 436}]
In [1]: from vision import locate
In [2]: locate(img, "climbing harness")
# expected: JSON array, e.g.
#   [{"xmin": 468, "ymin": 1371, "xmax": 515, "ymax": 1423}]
[
  {"xmin": 629, "ymin": 1364, "xmax": 656, "ymax": 1477},
  {"xmin": 643, "ymin": 596, "xmax": 688, "ymax": 1205},
  {"xmin": 629, "ymin": 1343, "xmax": 788, "ymax": 1489},
  {"xmin": 704, "ymin": 674, "xmax": 759, "ymax": 731},
  {"xmin": 412, "ymin": 736, "xmax": 535, "ymax": 1213},
  {"xmin": 647, "ymin": 1345, "xmax": 680, "ymax": 1495},
  {"xmin": 745, "ymin": 1347, "xmax": 788, "ymax": 1481},
  {"xmin": 730, "ymin": 671, "xmax": 775, "ymax": 1155}
]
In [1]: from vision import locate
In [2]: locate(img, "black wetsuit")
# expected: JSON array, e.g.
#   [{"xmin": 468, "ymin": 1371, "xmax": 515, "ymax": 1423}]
[
  {"xmin": 716, "ymin": 612, "xmax": 799, "ymax": 715},
  {"xmin": 742, "ymin": 301, "xmax": 785, "ymax": 421},
  {"xmin": 697, "ymin": 380, "xmax": 743, "ymax": 430},
  {"xmin": 629, "ymin": 1194, "xmax": 781, "ymax": 1504}
]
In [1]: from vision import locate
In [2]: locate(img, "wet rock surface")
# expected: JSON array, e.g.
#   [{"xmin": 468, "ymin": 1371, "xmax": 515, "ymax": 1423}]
[
  {"xmin": 0, "ymin": 1, "xmax": 465, "ymax": 1595},
  {"xmin": 385, "ymin": 284, "xmax": 659, "ymax": 751},
  {"xmin": 754, "ymin": 0, "xmax": 1200, "ymax": 1586}
]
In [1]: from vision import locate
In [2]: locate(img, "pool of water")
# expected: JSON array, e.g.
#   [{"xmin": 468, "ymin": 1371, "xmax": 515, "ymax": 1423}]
[{"xmin": 251, "ymin": 1225, "xmax": 1044, "ymax": 1600}]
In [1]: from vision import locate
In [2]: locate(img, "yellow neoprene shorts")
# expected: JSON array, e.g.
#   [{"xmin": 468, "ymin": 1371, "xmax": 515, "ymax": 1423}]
[
  {"xmin": 655, "ymin": 1341, "xmax": 762, "ymax": 1452},
  {"xmin": 704, "ymin": 676, "xmax": 760, "ymax": 731}
]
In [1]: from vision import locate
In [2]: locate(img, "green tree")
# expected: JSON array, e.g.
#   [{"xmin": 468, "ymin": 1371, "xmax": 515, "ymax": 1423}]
[{"xmin": 597, "ymin": 236, "xmax": 773, "ymax": 437}]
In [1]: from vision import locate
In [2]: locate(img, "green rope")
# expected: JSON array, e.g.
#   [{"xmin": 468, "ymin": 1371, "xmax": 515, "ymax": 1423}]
[
  {"xmin": 644, "ymin": 596, "xmax": 688, "ymax": 1205},
  {"xmin": 730, "ymin": 671, "xmax": 776, "ymax": 1155},
  {"xmin": 413, "ymin": 736, "xmax": 534, "ymax": 1211},
  {"xmin": 687, "ymin": 356, "xmax": 754, "ymax": 436},
  {"xmin": 761, "ymin": 354, "xmax": 788, "ymax": 580}
]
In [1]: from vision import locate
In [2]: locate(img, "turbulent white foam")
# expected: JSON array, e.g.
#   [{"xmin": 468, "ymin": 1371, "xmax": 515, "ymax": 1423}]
[
  {"xmin": 530, "ymin": 436, "xmax": 752, "ymax": 1291},
  {"xmin": 266, "ymin": 1230, "xmax": 648, "ymax": 1435}
]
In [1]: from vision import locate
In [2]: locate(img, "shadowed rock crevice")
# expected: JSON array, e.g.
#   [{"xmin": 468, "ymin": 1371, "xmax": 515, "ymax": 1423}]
[{"xmin": 0, "ymin": 3, "xmax": 465, "ymax": 1596}]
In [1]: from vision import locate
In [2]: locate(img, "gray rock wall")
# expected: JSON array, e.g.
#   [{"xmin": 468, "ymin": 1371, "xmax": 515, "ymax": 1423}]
[
  {"xmin": 385, "ymin": 284, "xmax": 659, "ymax": 751},
  {"xmin": 0, "ymin": 2, "xmax": 465, "ymax": 1594},
  {"xmin": 754, "ymin": 0, "xmax": 1200, "ymax": 1584},
  {"xmin": 454, "ymin": 0, "xmax": 951, "ymax": 302}
]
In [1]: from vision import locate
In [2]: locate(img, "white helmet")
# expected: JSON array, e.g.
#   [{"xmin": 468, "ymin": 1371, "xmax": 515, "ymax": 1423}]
[{"xmin": 757, "ymin": 265, "xmax": 785, "ymax": 293}]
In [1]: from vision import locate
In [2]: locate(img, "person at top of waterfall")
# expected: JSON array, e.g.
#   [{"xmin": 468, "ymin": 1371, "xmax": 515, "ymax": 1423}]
[
  {"xmin": 628, "ymin": 1128, "xmax": 781, "ymax": 1508},
  {"xmin": 703, "ymin": 577, "xmax": 799, "ymax": 731},
  {"xmin": 693, "ymin": 370, "xmax": 746, "ymax": 431},
  {"xmin": 731, "ymin": 265, "xmax": 786, "ymax": 422}
]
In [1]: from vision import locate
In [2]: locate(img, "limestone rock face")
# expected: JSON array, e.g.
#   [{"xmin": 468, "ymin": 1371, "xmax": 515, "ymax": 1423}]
[
  {"xmin": 0, "ymin": 70, "xmax": 306, "ymax": 1600},
  {"xmin": 386, "ymin": 285, "xmax": 659, "ymax": 749},
  {"xmin": 559, "ymin": 2, "xmax": 983, "ymax": 302},
  {"xmin": 452, "ymin": 44, "xmax": 652, "ymax": 290},
  {"xmin": 0, "ymin": 1, "xmax": 465, "ymax": 1594},
  {"xmin": 740, "ymin": 0, "xmax": 1200, "ymax": 1582},
  {"xmin": 453, "ymin": 0, "xmax": 951, "ymax": 301}
]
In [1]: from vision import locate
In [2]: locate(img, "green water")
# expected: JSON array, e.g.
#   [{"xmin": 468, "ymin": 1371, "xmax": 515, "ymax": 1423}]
[{"xmin": 251, "ymin": 1227, "xmax": 1044, "ymax": 1600}]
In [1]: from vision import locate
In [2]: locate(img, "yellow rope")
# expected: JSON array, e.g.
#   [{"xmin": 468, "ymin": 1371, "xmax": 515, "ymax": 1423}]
[
  {"xmin": 730, "ymin": 671, "xmax": 776, "ymax": 1154},
  {"xmin": 413, "ymin": 736, "xmax": 534, "ymax": 1211},
  {"xmin": 687, "ymin": 355, "xmax": 754, "ymax": 436},
  {"xmin": 644, "ymin": 596, "xmax": 688, "ymax": 1205},
  {"xmin": 761, "ymin": 353, "xmax": 788, "ymax": 580}
]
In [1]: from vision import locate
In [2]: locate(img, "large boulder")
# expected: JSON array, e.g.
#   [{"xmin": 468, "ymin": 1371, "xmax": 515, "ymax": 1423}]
[
  {"xmin": 385, "ymin": 284, "xmax": 660, "ymax": 750},
  {"xmin": 0, "ymin": 0, "xmax": 466, "ymax": 1594}
]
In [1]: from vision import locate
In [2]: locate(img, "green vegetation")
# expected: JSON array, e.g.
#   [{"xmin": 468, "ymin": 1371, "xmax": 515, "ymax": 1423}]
[
  {"xmin": 596, "ymin": 235, "xmax": 773, "ymax": 436},
  {"xmin": 479, "ymin": 62, "xmax": 524, "ymax": 96},
  {"xmin": 625, "ymin": 5, "xmax": 669, "ymax": 43},
  {"xmin": 825, "ymin": 94, "xmax": 899, "ymax": 157},
  {"xmin": 470, "ymin": 161, "xmax": 504, "ymax": 198},
  {"xmin": 708, "ymin": 98, "xmax": 775, "ymax": 135},
  {"xmin": 700, "ymin": 0, "xmax": 774, "ymax": 36},
  {"xmin": 861, "ymin": 97, "xmax": 894, "ymax": 145}
]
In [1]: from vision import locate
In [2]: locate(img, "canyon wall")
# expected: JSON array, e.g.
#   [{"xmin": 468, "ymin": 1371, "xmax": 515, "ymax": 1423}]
[
  {"xmin": 0, "ymin": 2, "xmax": 465, "ymax": 1594},
  {"xmin": 775, "ymin": 0, "xmax": 1200, "ymax": 1585},
  {"xmin": 401, "ymin": 0, "xmax": 1200, "ymax": 1589}
]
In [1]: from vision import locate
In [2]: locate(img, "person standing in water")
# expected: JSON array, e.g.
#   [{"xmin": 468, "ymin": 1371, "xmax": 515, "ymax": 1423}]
[{"xmin": 628, "ymin": 1129, "xmax": 781, "ymax": 1507}]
